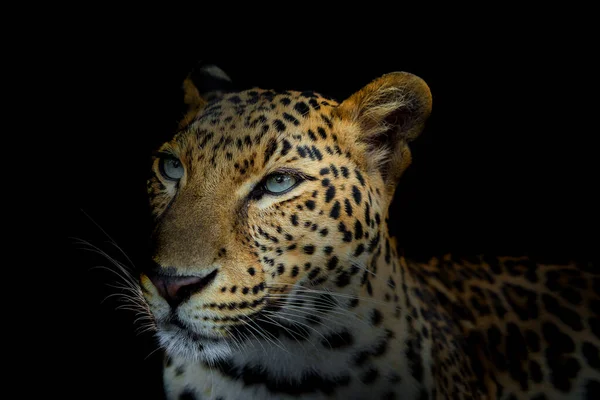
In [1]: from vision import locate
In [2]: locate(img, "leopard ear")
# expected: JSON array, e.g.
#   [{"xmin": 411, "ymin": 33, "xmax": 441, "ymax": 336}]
[
  {"xmin": 179, "ymin": 62, "xmax": 234, "ymax": 129},
  {"xmin": 334, "ymin": 72, "xmax": 432, "ymax": 195}
]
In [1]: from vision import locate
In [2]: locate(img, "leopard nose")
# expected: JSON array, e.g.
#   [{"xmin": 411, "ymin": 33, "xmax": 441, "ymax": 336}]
[{"xmin": 147, "ymin": 269, "xmax": 218, "ymax": 308}]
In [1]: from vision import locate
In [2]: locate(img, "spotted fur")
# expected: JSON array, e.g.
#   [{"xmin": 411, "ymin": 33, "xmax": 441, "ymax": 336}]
[{"xmin": 138, "ymin": 69, "xmax": 599, "ymax": 400}]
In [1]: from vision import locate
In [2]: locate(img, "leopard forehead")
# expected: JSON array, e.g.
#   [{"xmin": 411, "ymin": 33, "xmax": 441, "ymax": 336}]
[{"xmin": 175, "ymin": 88, "xmax": 340, "ymax": 163}]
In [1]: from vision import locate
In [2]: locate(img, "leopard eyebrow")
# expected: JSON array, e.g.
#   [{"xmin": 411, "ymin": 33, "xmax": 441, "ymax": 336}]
[
  {"xmin": 271, "ymin": 167, "xmax": 317, "ymax": 182},
  {"xmin": 152, "ymin": 150, "xmax": 178, "ymax": 159}
]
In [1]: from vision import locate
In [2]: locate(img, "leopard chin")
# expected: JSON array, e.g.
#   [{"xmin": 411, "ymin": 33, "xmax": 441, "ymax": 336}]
[{"xmin": 156, "ymin": 324, "xmax": 234, "ymax": 364}]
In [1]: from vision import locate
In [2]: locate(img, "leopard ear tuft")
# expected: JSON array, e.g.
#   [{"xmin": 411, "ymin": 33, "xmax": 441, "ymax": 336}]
[
  {"xmin": 334, "ymin": 72, "xmax": 432, "ymax": 194},
  {"xmin": 179, "ymin": 62, "xmax": 234, "ymax": 129}
]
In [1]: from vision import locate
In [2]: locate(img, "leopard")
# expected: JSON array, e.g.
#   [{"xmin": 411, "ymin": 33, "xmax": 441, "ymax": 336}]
[{"xmin": 137, "ymin": 64, "xmax": 600, "ymax": 399}]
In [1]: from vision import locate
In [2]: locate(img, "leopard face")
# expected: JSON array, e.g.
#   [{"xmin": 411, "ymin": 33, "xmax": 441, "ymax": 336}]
[{"xmin": 140, "ymin": 72, "xmax": 432, "ymax": 366}]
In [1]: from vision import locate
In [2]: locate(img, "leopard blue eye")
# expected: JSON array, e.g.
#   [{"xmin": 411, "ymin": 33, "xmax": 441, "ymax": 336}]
[
  {"xmin": 159, "ymin": 157, "xmax": 184, "ymax": 181},
  {"xmin": 264, "ymin": 173, "xmax": 297, "ymax": 194}
]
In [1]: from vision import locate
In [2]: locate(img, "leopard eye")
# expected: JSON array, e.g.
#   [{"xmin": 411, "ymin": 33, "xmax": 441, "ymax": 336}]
[
  {"xmin": 159, "ymin": 157, "xmax": 184, "ymax": 181},
  {"xmin": 264, "ymin": 173, "xmax": 297, "ymax": 194}
]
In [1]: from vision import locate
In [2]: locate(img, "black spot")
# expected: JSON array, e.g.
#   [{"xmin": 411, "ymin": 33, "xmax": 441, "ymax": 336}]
[
  {"xmin": 524, "ymin": 329, "xmax": 541, "ymax": 352},
  {"xmin": 319, "ymin": 228, "xmax": 329, "ymax": 237},
  {"xmin": 559, "ymin": 287, "xmax": 583, "ymax": 305},
  {"xmin": 340, "ymin": 167, "xmax": 349, "ymax": 178},
  {"xmin": 304, "ymin": 200, "xmax": 316, "ymax": 211},
  {"xmin": 501, "ymin": 283, "xmax": 539, "ymax": 321},
  {"xmin": 230, "ymin": 286, "xmax": 237, "ymax": 293},
  {"xmin": 488, "ymin": 290, "xmax": 508, "ymax": 318},
  {"xmin": 290, "ymin": 266, "xmax": 300, "ymax": 277},
  {"xmin": 277, "ymin": 264, "xmax": 285, "ymax": 275},
  {"xmin": 360, "ymin": 367, "xmax": 379, "ymax": 384},
  {"xmin": 307, "ymin": 129, "xmax": 317, "ymax": 141},
  {"xmin": 283, "ymin": 112, "xmax": 300, "ymax": 126},
  {"xmin": 354, "ymin": 220, "xmax": 364, "ymax": 240},
  {"xmin": 542, "ymin": 293, "xmax": 583, "ymax": 331},
  {"xmin": 543, "ymin": 321, "xmax": 578, "ymax": 391},
  {"xmin": 308, "ymin": 267, "xmax": 321, "ymax": 281},
  {"xmin": 263, "ymin": 138, "xmax": 278, "ymax": 166},
  {"xmin": 583, "ymin": 342, "xmax": 600, "ymax": 371},
  {"xmin": 529, "ymin": 360, "xmax": 543, "ymax": 383},
  {"xmin": 354, "ymin": 244, "xmax": 365, "ymax": 257},
  {"xmin": 294, "ymin": 101, "xmax": 310, "ymax": 116},
  {"xmin": 311, "ymin": 146, "xmax": 323, "ymax": 160},
  {"xmin": 329, "ymin": 164, "xmax": 339, "ymax": 178},
  {"xmin": 504, "ymin": 258, "xmax": 538, "ymax": 283},
  {"xmin": 308, "ymin": 97, "xmax": 320, "ymax": 109},
  {"xmin": 355, "ymin": 169, "xmax": 365, "ymax": 186},
  {"xmin": 373, "ymin": 335, "xmax": 390, "ymax": 356},
  {"xmin": 281, "ymin": 139, "xmax": 292, "ymax": 156},
  {"xmin": 291, "ymin": 214, "xmax": 299, "ymax": 226},
  {"xmin": 370, "ymin": 309, "xmax": 383, "ymax": 326},
  {"xmin": 336, "ymin": 270, "xmax": 351, "ymax": 287},
  {"xmin": 321, "ymin": 329, "xmax": 354, "ymax": 349},
  {"xmin": 330, "ymin": 201, "xmax": 341, "ymax": 219},
  {"xmin": 348, "ymin": 296, "xmax": 359, "ymax": 308},
  {"xmin": 344, "ymin": 199, "xmax": 353, "ymax": 216},
  {"xmin": 367, "ymin": 231, "xmax": 380, "ymax": 253},
  {"xmin": 405, "ymin": 338, "xmax": 423, "ymax": 383},
  {"xmin": 303, "ymin": 245, "xmax": 315, "ymax": 255},
  {"xmin": 247, "ymin": 267, "xmax": 256, "ymax": 276},
  {"xmin": 273, "ymin": 119, "xmax": 286, "ymax": 132},
  {"xmin": 322, "ymin": 178, "xmax": 330, "ymax": 187},
  {"xmin": 586, "ymin": 380, "xmax": 600, "ymax": 399},
  {"xmin": 505, "ymin": 322, "xmax": 529, "ymax": 390},
  {"xmin": 325, "ymin": 186, "xmax": 336, "ymax": 203},
  {"xmin": 178, "ymin": 389, "xmax": 196, "ymax": 400},
  {"xmin": 387, "ymin": 276, "xmax": 396, "ymax": 289},
  {"xmin": 318, "ymin": 127, "xmax": 327, "ymax": 139},
  {"xmin": 385, "ymin": 240, "xmax": 391, "ymax": 264},
  {"xmin": 323, "ymin": 246, "xmax": 334, "ymax": 255},
  {"xmin": 591, "ymin": 317, "xmax": 600, "ymax": 340},
  {"xmin": 320, "ymin": 167, "xmax": 330, "ymax": 175},
  {"xmin": 352, "ymin": 350, "xmax": 370, "ymax": 366},
  {"xmin": 484, "ymin": 256, "xmax": 503, "ymax": 274},
  {"xmin": 327, "ymin": 256, "xmax": 339, "ymax": 270}
]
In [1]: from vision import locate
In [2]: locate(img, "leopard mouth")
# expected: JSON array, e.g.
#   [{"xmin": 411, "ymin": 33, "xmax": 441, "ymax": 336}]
[{"xmin": 161, "ymin": 299, "xmax": 284, "ymax": 341}]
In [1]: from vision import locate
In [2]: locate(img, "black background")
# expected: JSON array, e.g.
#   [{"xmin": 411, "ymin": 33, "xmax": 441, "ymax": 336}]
[{"xmin": 64, "ymin": 15, "xmax": 596, "ymax": 400}]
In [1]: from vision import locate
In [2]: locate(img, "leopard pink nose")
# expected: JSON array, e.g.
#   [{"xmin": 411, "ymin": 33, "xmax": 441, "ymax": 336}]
[{"xmin": 147, "ymin": 269, "xmax": 218, "ymax": 308}]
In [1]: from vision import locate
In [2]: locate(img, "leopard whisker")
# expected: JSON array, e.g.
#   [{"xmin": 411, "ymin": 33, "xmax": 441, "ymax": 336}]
[
  {"xmin": 238, "ymin": 316, "xmax": 269, "ymax": 355},
  {"xmin": 262, "ymin": 309, "xmax": 331, "ymax": 346},
  {"xmin": 281, "ymin": 304, "xmax": 372, "ymax": 329}
]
